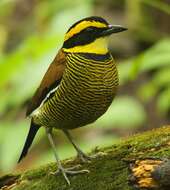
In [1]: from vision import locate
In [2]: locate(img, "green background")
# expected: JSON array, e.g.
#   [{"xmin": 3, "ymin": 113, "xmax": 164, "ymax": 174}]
[{"xmin": 0, "ymin": 0, "xmax": 170, "ymax": 176}]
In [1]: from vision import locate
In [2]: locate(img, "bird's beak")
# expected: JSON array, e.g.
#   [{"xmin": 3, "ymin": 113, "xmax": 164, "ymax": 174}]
[{"xmin": 101, "ymin": 25, "xmax": 127, "ymax": 36}]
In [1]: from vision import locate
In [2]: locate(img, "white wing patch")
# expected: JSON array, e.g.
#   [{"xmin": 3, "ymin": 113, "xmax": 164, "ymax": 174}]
[{"xmin": 30, "ymin": 85, "xmax": 60, "ymax": 117}]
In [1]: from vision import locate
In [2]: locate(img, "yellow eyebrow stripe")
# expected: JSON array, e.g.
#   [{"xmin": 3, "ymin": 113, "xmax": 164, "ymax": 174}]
[{"xmin": 64, "ymin": 21, "xmax": 107, "ymax": 41}]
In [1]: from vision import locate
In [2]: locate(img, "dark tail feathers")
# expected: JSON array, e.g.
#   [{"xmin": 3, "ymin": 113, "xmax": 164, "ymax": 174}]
[{"xmin": 18, "ymin": 120, "xmax": 40, "ymax": 163}]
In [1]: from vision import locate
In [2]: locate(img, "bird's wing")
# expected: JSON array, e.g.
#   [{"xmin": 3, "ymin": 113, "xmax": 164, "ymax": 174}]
[{"xmin": 26, "ymin": 49, "xmax": 66, "ymax": 116}]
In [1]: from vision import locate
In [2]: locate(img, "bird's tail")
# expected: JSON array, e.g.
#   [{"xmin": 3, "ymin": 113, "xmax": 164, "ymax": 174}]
[{"xmin": 18, "ymin": 119, "xmax": 40, "ymax": 163}]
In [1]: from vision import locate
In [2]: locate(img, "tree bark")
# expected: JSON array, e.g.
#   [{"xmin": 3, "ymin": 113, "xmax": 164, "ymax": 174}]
[{"xmin": 1, "ymin": 126, "xmax": 170, "ymax": 190}]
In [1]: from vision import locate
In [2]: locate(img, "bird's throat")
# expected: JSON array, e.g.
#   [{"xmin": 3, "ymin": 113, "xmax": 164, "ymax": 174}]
[{"xmin": 63, "ymin": 37, "xmax": 109, "ymax": 55}]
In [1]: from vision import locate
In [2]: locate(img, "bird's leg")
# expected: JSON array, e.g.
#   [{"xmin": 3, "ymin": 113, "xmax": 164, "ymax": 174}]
[
  {"xmin": 46, "ymin": 127, "xmax": 89, "ymax": 185},
  {"xmin": 63, "ymin": 130, "xmax": 96, "ymax": 163}
]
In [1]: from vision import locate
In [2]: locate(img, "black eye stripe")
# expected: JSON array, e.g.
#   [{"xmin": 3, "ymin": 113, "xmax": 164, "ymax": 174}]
[
  {"xmin": 83, "ymin": 26, "xmax": 106, "ymax": 33},
  {"xmin": 85, "ymin": 27, "xmax": 94, "ymax": 32},
  {"xmin": 63, "ymin": 27, "xmax": 106, "ymax": 49}
]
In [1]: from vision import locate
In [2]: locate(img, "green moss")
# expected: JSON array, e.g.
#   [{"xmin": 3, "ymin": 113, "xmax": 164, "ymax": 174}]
[{"xmin": 3, "ymin": 126, "xmax": 170, "ymax": 190}]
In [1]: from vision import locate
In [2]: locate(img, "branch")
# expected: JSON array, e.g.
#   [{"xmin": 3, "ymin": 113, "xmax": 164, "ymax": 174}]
[{"xmin": 1, "ymin": 126, "xmax": 170, "ymax": 190}]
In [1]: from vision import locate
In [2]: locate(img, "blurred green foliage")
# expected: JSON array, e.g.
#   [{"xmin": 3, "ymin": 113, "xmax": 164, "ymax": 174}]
[{"xmin": 0, "ymin": 0, "xmax": 170, "ymax": 175}]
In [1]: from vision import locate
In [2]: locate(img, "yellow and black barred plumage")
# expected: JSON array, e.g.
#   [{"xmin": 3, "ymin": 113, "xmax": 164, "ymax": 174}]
[
  {"xmin": 34, "ymin": 52, "xmax": 118, "ymax": 129},
  {"xmin": 18, "ymin": 16, "xmax": 127, "ymax": 184}
]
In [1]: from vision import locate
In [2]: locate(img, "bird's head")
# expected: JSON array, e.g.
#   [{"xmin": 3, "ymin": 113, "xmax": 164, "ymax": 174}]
[{"xmin": 62, "ymin": 16, "xmax": 127, "ymax": 54}]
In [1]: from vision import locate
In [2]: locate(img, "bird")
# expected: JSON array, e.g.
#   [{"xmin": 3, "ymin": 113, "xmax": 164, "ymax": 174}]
[{"xmin": 18, "ymin": 16, "xmax": 127, "ymax": 185}]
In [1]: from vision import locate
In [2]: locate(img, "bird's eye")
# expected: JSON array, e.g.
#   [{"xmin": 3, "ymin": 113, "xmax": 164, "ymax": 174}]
[{"xmin": 85, "ymin": 27, "xmax": 94, "ymax": 32}]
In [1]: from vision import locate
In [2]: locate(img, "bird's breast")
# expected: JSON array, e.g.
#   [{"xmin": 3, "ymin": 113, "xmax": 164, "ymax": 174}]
[
  {"xmin": 34, "ymin": 53, "xmax": 119, "ymax": 129},
  {"xmin": 64, "ymin": 53, "xmax": 118, "ymax": 96}
]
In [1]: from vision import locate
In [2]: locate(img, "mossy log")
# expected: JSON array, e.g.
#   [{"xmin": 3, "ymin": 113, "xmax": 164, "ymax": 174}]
[{"xmin": 1, "ymin": 126, "xmax": 170, "ymax": 190}]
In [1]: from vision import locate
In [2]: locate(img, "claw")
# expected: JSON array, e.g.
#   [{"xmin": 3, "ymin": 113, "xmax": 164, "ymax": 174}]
[
  {"xmin": 50, "ymin": 164, "xmax": 89, "ymax": 185},
  {"xmin": 77, "ymin": 151, "xmax": 98, "ymax": 163}
]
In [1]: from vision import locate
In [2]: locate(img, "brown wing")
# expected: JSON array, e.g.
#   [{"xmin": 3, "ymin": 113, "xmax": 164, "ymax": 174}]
[{"xmin": 26, "ymin": 49, "xmax": 66, "ymax": 116}]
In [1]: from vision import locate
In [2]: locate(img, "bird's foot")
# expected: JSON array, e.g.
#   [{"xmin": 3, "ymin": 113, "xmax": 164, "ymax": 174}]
[
  {"xmin": 50, "ymin": 164, "xmax": 89, "ymax": 185},
  {"xmin": 77, "ymin": 151, "xmax": 97, "ymax": 163}
]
